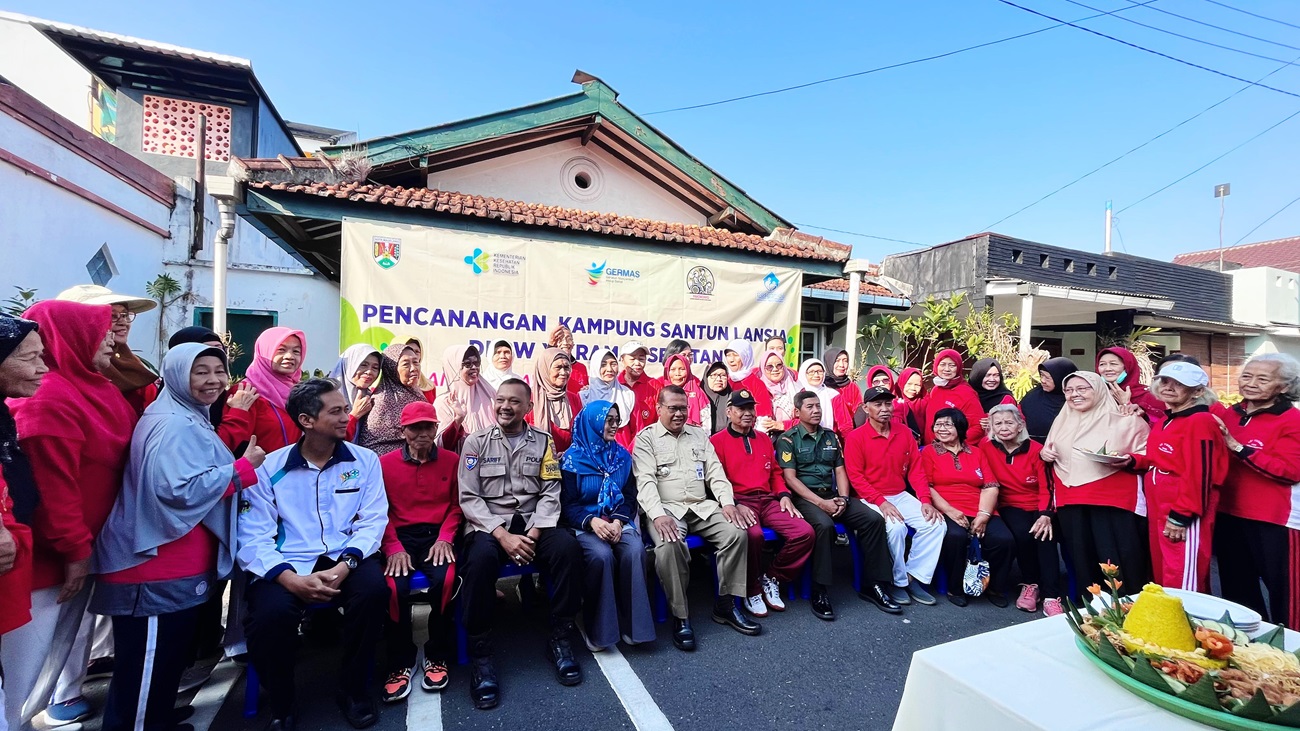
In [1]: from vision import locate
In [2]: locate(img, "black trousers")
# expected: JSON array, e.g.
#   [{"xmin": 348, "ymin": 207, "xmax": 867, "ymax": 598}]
[
  {"xmin": 1000, "ymin": 506, "xmax": 1064, "ymax": 598},
  {"xmin": 245, "ymin": 554, "xmax": 389, "ymax": 718},
  {"xmin": 1057, "ymin": 504, "xmax": 1150, "ymax": 600},
  {"xmin": 939, "ymin": 515, "xmax": 1015, "ymax": 595},
  {"xmin": 102, "ymin": 606, "xmax": 202, "ymax": 731},
  {"xmin": 385, "ymin": 524, "xmax": 455, "ymax": 671},
  {"xmin": 189, "ymin": 578, "xmax": 228, "ymax": 664},
  {"xmin": 1216, "ymin": 514, "xmax": 1297, "ymax": 628},
  {"xmin": 460, "ymin": 518, "xmax": 583, "ymax": 649},
  {"xmin": 790, "ymin": 494, "xmax": 893, "ymax": 588}
]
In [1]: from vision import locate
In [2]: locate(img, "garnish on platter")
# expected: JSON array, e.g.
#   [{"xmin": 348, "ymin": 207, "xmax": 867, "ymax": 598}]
[{"xmin": 1066, "ymin": 563, "xmax": 1300, "ymax": 727}]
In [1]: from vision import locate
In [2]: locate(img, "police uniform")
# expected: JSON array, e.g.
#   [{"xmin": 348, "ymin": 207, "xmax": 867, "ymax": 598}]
[
  {"xmin": 776, "ymin": 424, "xmax": 894, "ymax": 591},
  {"xmin": 458, "ymin": 424, "xmax": 583, "ymax": 650},
  {"xmin": 633, "ymin": 421, "xmax": 747, "ymax": 619}
]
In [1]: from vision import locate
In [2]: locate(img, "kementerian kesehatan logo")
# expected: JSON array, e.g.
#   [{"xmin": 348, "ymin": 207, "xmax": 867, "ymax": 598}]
[
  {"xmin": 372, "ymin": 237, "xmax": 400, "ymax": 269},
  {"xmin": 756, "ymin": 271, "xmax": 786, "ymax": 303},
  {"xmin": 586, "ymin": 261, "xmax": 607, "ymax": 286},
  {"xmin": 762, "ymin": 272, "xmax": 780, "ymax": 291},
  {"xmin": 686, "ymin": 266, "xmax": 715, "ymax": 296},
  {"xmin": 464, "ymin": 248, "xmax": 490, "ymax": 275}
]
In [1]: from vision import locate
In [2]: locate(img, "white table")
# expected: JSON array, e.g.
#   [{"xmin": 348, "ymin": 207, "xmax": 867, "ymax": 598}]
[{"xmin": 892, "ymin": 615, "xmax": 1292, "ymax": 730}]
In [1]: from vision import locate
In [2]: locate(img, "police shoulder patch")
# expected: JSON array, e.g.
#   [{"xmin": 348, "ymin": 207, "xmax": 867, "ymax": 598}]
[
  {"xmin": 540, "ymin": 440, "xmax": 561, "ymax": 481},
  {"xmin": 464, "ymin": 454, "xmax": 479, "ymax": 471}
]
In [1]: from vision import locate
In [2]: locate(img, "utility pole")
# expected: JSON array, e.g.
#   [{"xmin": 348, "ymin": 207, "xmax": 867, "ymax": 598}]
[
  {"xmin": 1215, "ymin": 183, "xmax": 1231, "ymax": 271},
  {"xmin": 1104, "ymin": 200, "xmax": 1113, "ymax": 254}
]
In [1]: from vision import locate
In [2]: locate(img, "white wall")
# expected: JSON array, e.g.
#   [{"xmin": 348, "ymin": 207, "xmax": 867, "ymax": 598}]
[
  {"xmin": 428, "ymin": 137, "xmax": 707, "ymax": 226},
  {"xmin": 0, "ymin": 19, "xmax": 95, "ymax": 133},
  {"xmin": 1230, "ymin": 267, "xmax": 1300, "ymax": 326}
]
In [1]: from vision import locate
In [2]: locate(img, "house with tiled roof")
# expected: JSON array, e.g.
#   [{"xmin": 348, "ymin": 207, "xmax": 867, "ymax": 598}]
[
  {"xmin": 228, "ymin": 71, "xmax": 909, "ymax": 368},
  {"xmin": 1173, "ymin": 235, "xmax": 1300, "ymax": 273}
]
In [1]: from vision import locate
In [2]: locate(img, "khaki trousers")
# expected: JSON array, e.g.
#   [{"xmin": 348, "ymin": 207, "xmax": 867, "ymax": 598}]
[{"xmin": 647, "ymin": 510, "xmax": 747, "ymax": 619}]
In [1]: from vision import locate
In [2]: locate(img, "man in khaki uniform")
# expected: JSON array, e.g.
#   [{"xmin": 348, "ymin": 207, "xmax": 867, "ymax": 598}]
[
  {"xmin": 634, "ymin": 385, "xmax": 760, "ymax": 651},
  {"xmin": 459, "ymin": 379, "xmax": 584, "ymax": 710}
]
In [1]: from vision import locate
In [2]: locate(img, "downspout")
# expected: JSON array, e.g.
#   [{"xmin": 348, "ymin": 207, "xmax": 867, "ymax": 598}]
[
  {"xmin": 206, "ymin": 175, "xmax": 244, "ymax": 338},
  {"xmin": 843, "ymin": 259, "xmax": 872, "ymax": 373}
]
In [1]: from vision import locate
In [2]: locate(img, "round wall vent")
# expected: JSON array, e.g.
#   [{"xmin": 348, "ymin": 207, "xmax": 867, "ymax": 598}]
[{"xmin": 561, "ymin": 156, "xmax": 603, "ymax": 202}]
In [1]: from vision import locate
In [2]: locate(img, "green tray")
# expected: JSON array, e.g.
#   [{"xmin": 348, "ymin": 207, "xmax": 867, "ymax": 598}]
[{"xmin": 1074, "ymin": 637, "xmax": 1285, "ymax": 730}]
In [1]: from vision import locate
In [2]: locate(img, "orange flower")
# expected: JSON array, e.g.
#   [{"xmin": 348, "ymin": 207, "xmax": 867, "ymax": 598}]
[
  {"xmin": 1099, "ymin": 561, "xmax": 1120, "ymax": 578},
  {"xmin": 1105, "ymin": 579, "xmax": 1123, "ymax": 592},
  {"xmin": 1087, "ymin": 583, "xmax": 1103, "ymax": 596}
]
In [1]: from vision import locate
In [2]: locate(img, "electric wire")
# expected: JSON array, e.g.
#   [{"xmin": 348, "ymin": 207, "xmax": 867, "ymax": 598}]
[
  {"xmin": 1233, "ymin": 194, "xmax": 1300, "ymax": 245},
  {"xmin": 1199, "ymin": 0, "xmax": 1300, "ymax": 32},
  {"xmin": 1120, "ymin": 0, "xmax": 1300, "ymax": 51},
  {"xmin": 790, "ymin": 223, "xmax": 923, "ymax": 247}
]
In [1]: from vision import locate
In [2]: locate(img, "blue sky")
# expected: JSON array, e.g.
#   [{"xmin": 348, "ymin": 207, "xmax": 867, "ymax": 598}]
[{"xmin": 8, "ymin": 0, "xmax": 1300, "ymax": 262}]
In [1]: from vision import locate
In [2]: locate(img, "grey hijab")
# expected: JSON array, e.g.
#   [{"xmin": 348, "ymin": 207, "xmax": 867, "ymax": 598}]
[{"xmin": 94, "ymin": 343, "xmax": 241, "ymax": 577}]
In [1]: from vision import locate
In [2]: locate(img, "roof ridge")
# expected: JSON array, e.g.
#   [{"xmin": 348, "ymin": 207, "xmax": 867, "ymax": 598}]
[
  {"xmin": 1174, "ymin": 235, "xmax": 1300, "ymax": 259},
  {"xmin": 0, "ymin": 11, "xmax": 251, "ymax": 67}
]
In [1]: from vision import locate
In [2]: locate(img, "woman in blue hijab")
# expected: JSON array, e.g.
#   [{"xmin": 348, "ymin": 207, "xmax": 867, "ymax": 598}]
[{"xmin": 559, "ymin": 401, "xmax": 654, "ymax": 650}]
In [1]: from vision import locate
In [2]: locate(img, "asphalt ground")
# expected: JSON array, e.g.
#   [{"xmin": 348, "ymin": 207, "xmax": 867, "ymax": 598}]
[{"xmin": 70, "ymin": 547, "xmax": 1050, "ymax": 731}]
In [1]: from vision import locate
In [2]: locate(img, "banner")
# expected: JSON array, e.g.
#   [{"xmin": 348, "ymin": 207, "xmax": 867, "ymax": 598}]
[{"xmin": 338, "ymin": 218, "xmax": 803, "ymax": 382}]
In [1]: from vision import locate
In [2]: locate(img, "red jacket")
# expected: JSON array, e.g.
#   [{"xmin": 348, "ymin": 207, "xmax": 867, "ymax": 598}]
[
  {"xmin": 843, "ymin": 423, "xmax": 917, "ymax": 505},
  {"xmin": 922, "ymin": 382, "xmax": 986, "ymax": 444},
  {"xmin": 0, "ymin": 474, "xmax": 33, "ymax": 634},
  {"xmin": 526, "ymin": 392, "xmax": 584, "ymax": 454},
  {"xmin": 220, "ymin": 394, "xmax": 301, "ymax": 455},
  {"xmin": 731, "ymin": 371, "xmax": 775, "ymax": 419},
  {"xmin": 979, "ymin": 439, "xmax": 1051, "ymax": 512},
  {"xmin": 566, "ymin": 360, "xmax": 590, "ymax": 396},
  {"xmin": 830, "ymin": 382, "xmax": 863, "ymax": 444},
  {"xmin": 1211, "ymin": 401, "xmax": 1300, "ymax": 527},
  {"xmin": 379, "ymin": 446, "xmax": 462, "ymax": 555},
  {"xmin": 910, "ymin": 444, "xmax": 996, "ymax": 517},
  {"xmin": 710, "ymin": 428, "xmax": 786, "ymax": 497},
  {"xmin": 1133, "ymin": 405, "xmax": 1227, "ymax": 523},
  {"xmin": 617, "ymin": 371, "xmax": 661, "ymax": 445}
]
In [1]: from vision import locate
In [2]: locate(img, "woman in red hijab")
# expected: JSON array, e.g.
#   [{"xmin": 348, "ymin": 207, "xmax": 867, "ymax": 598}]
[
  {"xmin": 3, "ymin": 301, "xmax": 136, "ymax": 730},
  {"xmin": 894, "ymin": 367, "xmax": 926, "ymax": 441},
  {"xmin": 921, "ymin": 349, "xmax": 985, "ymax": 444},
  {"xmin": 220, "ymin": 327, "xmax": 305, "ymax": 455},
  {"xmin": 1096, "ymin": 346, "xmax": 1165, "ymax": 425},
  {"xmin": 658, "ymin": 353, "xmax": 707, "ymax": 428}
]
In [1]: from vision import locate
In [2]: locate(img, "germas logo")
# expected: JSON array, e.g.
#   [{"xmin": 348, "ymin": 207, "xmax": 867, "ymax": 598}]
[
  {"xmin": 464, "ymin": 248, "xmax": 490, "ymax": 274},
  {"xmin": 586, "ymin": 261, "xmax": 607, "ymax": 286},
  {"xmin": 586, "ymin": 261, "xmax": 640, "ymax": 285}
]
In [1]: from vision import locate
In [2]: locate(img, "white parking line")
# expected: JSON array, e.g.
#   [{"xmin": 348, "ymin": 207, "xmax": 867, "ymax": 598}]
[
  {"xmin": 405, "ymin": 660, "xmax": 444, "ymax": 731},
  {"xmin": 591, "ymin": 647, "xmax": 675, "ymax": 731},
  {"xmin": 189, "ymin": 659, "xmax": 241, "ymax": 731}
]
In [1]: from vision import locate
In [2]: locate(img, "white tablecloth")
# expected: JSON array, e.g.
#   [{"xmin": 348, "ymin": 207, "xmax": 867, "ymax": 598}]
[{"xmin": 892, "ymin": 615, "xmax": 1290, "ymax": 730}]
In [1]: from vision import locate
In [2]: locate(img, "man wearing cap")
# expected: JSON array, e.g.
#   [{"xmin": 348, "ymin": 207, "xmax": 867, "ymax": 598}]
[
  {"xmin": 1128, "ymin": 361, "xmax": 1228, "ymax": 591},
  {"xmin": 458, "ymin": 378, "xmax": 584, "ymax": 710},
  {"xmin": 634, "ymin": 385, "xmax": 758, "ymax": 651},
  {"xmin": 777, "ymin": 391, "xmax": 902, "ymax": 619},
  {"xmin": 709, "ymin": 389, "xmax": 814, "ymax": 618},
  {"xmin": 378, "ymin": 402, "xmax": 461, "ymax": 703},
  {"xmin": 56, "ymin": 284, "xmax": 158, "ymax": 416},
  {"xmin": 618, "ymin": 341, "xmax": 661, "ymax": 443},
  {"xmin": 844, "ymin": 387, "xmax": 943, "ymax": 606}
]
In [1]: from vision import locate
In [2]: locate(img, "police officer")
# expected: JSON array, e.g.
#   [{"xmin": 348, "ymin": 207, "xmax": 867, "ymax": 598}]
[
  {"xmin": 633, "ymin": 385, "xmax": 759, "ymax": 652},
  {"xmin": 458, "ymin": 378, "xmax": 584, "ymax": 710},
  {"xmin": 777, "ymin": 390, "xmax": 903, "ymax": 620}
]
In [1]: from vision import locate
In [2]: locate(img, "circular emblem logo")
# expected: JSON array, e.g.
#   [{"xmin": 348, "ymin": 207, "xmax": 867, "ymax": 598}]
[
  {"xmin": 195, "ymin": 581, "xmax": 208, "ymax": 596},
  {"xmin": 686, "ymin": 266, "xmax": 715, "ymax": 295},
  {"xmin": 642, "ymin": 410, "xmax": 650, "ymax": 418}
]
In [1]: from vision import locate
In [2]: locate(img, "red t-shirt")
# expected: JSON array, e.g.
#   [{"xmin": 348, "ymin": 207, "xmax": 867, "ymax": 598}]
[
  {"xmin": 379, "ymin": 446, "xmax": 462, "ymax": 555},
  {"xmin": 921, "ymin": 382, "xmax": 986, "ymax": 444},
  {"xmin": 843, "ymin": 423, "xmax": 917, "ymax": 505},
  {"xmin": 979, "ymin": 439, "xmax": 1051, "ymax": 512},
  {"xmin": 831, "ymin": 383, "xmax": 863, "ymax": 444},
  {"xmin": 910, "ymin": 444, "xmax": 995, "ymax": 517},
  {"xmin": 1132, "ymin": 406, "xmax": 1227, "ymax": 521},
  {"xmin": 1212, "ymin": 401, "xmax": 1300, "ymax": 527},
  {"xmin": 710, "ymin": 428, "xmax": 786, "ymax": 497},
  {"xmin": 220, "ymin": 394, "xmax": 300, "ymax": 455}
]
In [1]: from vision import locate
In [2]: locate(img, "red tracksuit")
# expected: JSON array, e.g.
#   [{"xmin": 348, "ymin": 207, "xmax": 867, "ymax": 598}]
[
  {"xmin": 978, "ymin": 440, "xmax": 1051, "ymax": 512},
  {"xmin": 711, "ymin": 427, "xmax": 814, "ymax": 595},
  {"xmin": 617, "ymin": 371, "xmax": 661, "ymax": 448},
  {"xmin": 1132, "ymin": 405, "xmax": 1228, "ymax": 591},
  {"xmin": 830, "ymin": 383, "xmax": 863, "ymax": 445}
]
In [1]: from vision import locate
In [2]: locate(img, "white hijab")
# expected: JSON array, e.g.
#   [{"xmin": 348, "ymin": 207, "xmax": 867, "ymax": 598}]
[
  {"xmin": 798, "ymin": 358, "xmax": 836, "ymax": 430},
  {"xmin": 725, "ymin": 338, "xmax": 756, "ymax": 381},
  {"xmin": 581, "ymin": 347, "xmax": 632, "ymax": 427},
  {"xmin": 482, "ymin": 339, "xmax": 523, "ymax": 391}
]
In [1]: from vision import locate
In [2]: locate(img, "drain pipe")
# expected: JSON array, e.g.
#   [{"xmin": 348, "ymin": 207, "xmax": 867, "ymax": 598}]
[{"xmin": 206, "ymin": 176, "xmax": 243, "ymax": 337}]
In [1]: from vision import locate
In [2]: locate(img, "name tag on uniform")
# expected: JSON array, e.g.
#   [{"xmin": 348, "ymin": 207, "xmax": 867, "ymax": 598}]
[{"xmin": 695, "ymin": 462, "xmax": 705, "ymax": 480}]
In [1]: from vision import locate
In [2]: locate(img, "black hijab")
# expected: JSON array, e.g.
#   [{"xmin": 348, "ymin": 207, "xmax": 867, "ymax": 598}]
[
  {"xmin": 702, "ymin": 361, "xmax": 732, "ymax": 434},
  {"xmin": 1020, "ymin": 357, "xmax": 1079, "ymax": 443},
  {"xmin": 167, "ymin": 326, "xmax": 227, "ymax": 429},
  {"xmin": 822, "ymin": 347, "xmax": 852, "ymax": 390},
  {"xmin": 969, "ymin": 358, "xmax": 1013, "ymax": 413},
  {"xmin": 0, "ymin": 313, "xmax": 39, "ymax": 524}
]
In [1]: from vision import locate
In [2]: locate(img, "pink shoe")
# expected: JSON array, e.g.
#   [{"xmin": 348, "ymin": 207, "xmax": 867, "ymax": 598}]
[
  {"xmin": 1043, "ymin": 598, "xmax": 1064, "ymax": 617},
  {"xmin": 1016, "ymin": 583, "xmax": 1039, "ymax": 612}
]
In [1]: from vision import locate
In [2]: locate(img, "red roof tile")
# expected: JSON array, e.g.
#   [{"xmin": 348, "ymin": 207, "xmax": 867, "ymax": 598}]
[
  {"xmin": 236, "ymin": 159, "xmax": 851, "ymax": 263},
  {"xmin": 1172, "ymin": 236, "xmax": 1300, "ymax": 272},
  {"xmin": 806, "ymin": 278, "xmax": 896, "ymax": 298}
]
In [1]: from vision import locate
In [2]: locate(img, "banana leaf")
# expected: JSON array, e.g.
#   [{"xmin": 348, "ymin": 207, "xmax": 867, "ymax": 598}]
[
  {"xmin": 1178, "ymin": 673, "xmax": 1224, "ymax": 711},
  {"xmin": 1230, "ymin": 690, "xmax": 1275, "ymax": 722},
  {"xmin": 1272, "ymin": 701, "xmax": 1300, "ymax": 728},
  {"xmin": 1253, "ymin": 626, "xmax": 1287, "ymax": 649},
  {"xmin": 1132, "ymin": 654, "xmax": 1172, "ymax": 692},
  {"xmin": 1097, "ymin": 634, "xmax": 1134, "ymax": 673}
]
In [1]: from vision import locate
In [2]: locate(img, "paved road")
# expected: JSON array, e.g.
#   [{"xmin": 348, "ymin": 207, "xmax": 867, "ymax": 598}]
[{"xmin": 74, "ymin": 550, "xmax": 1043, "ymax": 731}]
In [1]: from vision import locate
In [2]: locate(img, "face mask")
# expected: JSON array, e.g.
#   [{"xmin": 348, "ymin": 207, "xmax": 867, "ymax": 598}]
[{"xmin": 1115, "ymin": 371, "xmax": 1127, "ymax": 385}]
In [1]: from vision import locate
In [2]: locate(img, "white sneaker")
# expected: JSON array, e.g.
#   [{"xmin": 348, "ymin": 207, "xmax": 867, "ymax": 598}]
[
  {"xmin": 744, "ymin": 594, "xmax": 769, "ymax": 617},
  {"xmin": 761, "ymin": 575, "xmax": 786, "ymax": 612}
]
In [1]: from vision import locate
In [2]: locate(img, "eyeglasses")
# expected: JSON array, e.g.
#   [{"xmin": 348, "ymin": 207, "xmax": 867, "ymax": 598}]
[
  {"xmin": 661, "ymin": 405, "xmax": 689, "ymax": 413},
  {"xmin": 933, "ymin": 421, "xmax": 955, "ymax": 430},
  {"xmin": 111, "ymin": 311, "xmax": 136, "ymax": 323},
  {"xmin": 1062, "ymin": 386, "xmax": 1094, "ymax": 396},
  {"xmin": 764, "ymin": 364, "xmax": 786, "ymax": 372}
]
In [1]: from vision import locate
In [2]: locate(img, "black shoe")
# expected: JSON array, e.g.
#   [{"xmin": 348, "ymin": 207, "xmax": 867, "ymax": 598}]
[
  {"xmin": 858, "ymin": 583, "xmax": 904, "ymax": 614},
  {"xmin": 907, "ymin": 579, "xmax": 938, "ymax": 606},
  {"xmin": 85, "ymin": 656, "xmax": 115, "ymax": 680},
  {"xmin": 986, "ymin": 591, "xmax": 1010, "ymax": 608},
  {"xmin": 266, "ymin": 714, "xmax": 296, "ymax": 731},
  {"xmin": 336, "ymin": 693, "xmax": 378, "ymax": 729},
  {"xmin": 672, "ymin": 618, "xmax": 696, "ymax": 651},
  {"xmin": 470, "ymin": 656, "xmax": 500, "ymax": 710},
  {"xmin": 810, "ymin": 588, "xmax": 836, "ymax": 621},
  {"xmin": 948, "ymin": 592, "xmax": 969, "ymax": 607},
  {"xmin": 711, "ymin": 597, "xmax": 762, "ymax": 636},
  {"xmin": 547, "ymin": 636, "xmax": 583, "ymax": 687}
]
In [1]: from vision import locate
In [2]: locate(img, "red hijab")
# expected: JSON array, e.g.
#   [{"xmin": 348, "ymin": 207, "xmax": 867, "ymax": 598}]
[
  {"xmin": 242, "ymin": 327, "xmax": 306, "ymax": 412},
  {"xmin": 895, "ymin": 367, "xmax": 925, "ymax": 402},
  {"xmin": 661, "ymin": 353, "xmax": 705, "ymax": 427},
  {"xmin": 1097, "ymin": 346, "xmax": 1165, "ymax": 423},
  {"xmin": 11, "ymin": 301, "xmax": 135, "ymax": 450}
]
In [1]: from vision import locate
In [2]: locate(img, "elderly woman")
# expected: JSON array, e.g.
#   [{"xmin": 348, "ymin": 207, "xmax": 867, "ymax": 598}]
[
  {"xmin": 434, "ymin": 344, "xmax": 497, "ymax": 453},
  {"xmin": 56, "ymin": 285, "xmax": 159, "ymax": 417},
  {"xmin": 548, "ymin": 325, "xmax": 587, "ymax": 395},
  {"xmin": 397, "ymin": 338, "xmax": 437, "ymax": 402},
  {"xmin": 528, "ymin": 348, "xmax": 582, "ymax": 453},
  {"xmin": 1212, "ymin": 353, "xmax": 1300, "ymax": 628},
  {"xmin": 910, "ymin": 408, "xmax": 1014, "ymax": 608},
  {"xmin": 798, "ymin": 358, "xmax": 838, "ymax": 437},
  {"xmin": 221, "ymin": 327, "xmax": 305, "ymax": 455},
  {"xmin": 723, "ymin": 340, "xmax": 775, "ymax": 421},
  {"xmin": 1096, "ymin": 346, "xmax": 1165, "ymax": 425},
  {"xmin": 895, "ymin": 367, "xmax": 926, "ymax": 441},
  {"xmin": 92, "ymin": 342, "xmax": 263, "ymax": 731},
  {"xmin": 3, "ymin": 301, "xmax": 135, "ymax": 730},
  {"xmin": 0, "ymin": 314, "xmax": 44, "ymax": 642},
  {"xmin": 822, "ymin": 348, "xmax": 862, "ymax": 433},
  {"xmin": 482, "ymin": 340, "xmax": 522, "ymax": 391},
  {"xmin": 700, "ymin": 362, "xmax": 732, "ymax": 435},
  {"xmin": 922, "ymin": 350, "xmax": 985, "ymax": 444},
  {"xmin": 1019, "ymin": 357, "xmax": 1079, "ymax": 444},
  {"xmin": 328, "ymin": 345, "xmax": 381, "ymax": 442},
  {"xmin": 660, "ymin": 354, "xmax": 706, "ymax": 428},
  {"xmin": 1129, "ymin": 362, "xmax": 1227, "ymax": 592},
  {"xmin": 978, "ymin": 404, "xmax": 1063, "ymax": 615},
  {"xmin": 759, "ymin": 351, "xmax": 798, "ymax": 433},
  {"xmin": 1042, "ymin": 371, "xmax": 1151, "ymax": 595},
  {"xmin": 357, "ymin": 342, "xmax": 428, "ymax": 456},
  {"xmin": 560, "ymin": 402, "xmax": 654, "ymax": 651}
]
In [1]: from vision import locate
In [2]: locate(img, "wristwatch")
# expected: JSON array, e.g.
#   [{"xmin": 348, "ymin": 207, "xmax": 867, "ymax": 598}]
[{"xmin": 339, "ymin": 554, "xmax": 359, "ymax": 571}]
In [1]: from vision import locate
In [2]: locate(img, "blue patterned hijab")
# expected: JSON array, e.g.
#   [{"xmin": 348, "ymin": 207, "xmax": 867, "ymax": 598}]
[{"xmin": 561, "ymin": 400, "xmax": 632, "ymax": 515}]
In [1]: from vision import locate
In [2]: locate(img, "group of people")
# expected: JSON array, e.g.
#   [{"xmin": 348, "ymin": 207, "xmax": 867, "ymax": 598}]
[{"xmin": 2, "ymin": 291, "xmax": 1298, "ymax": 731}]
